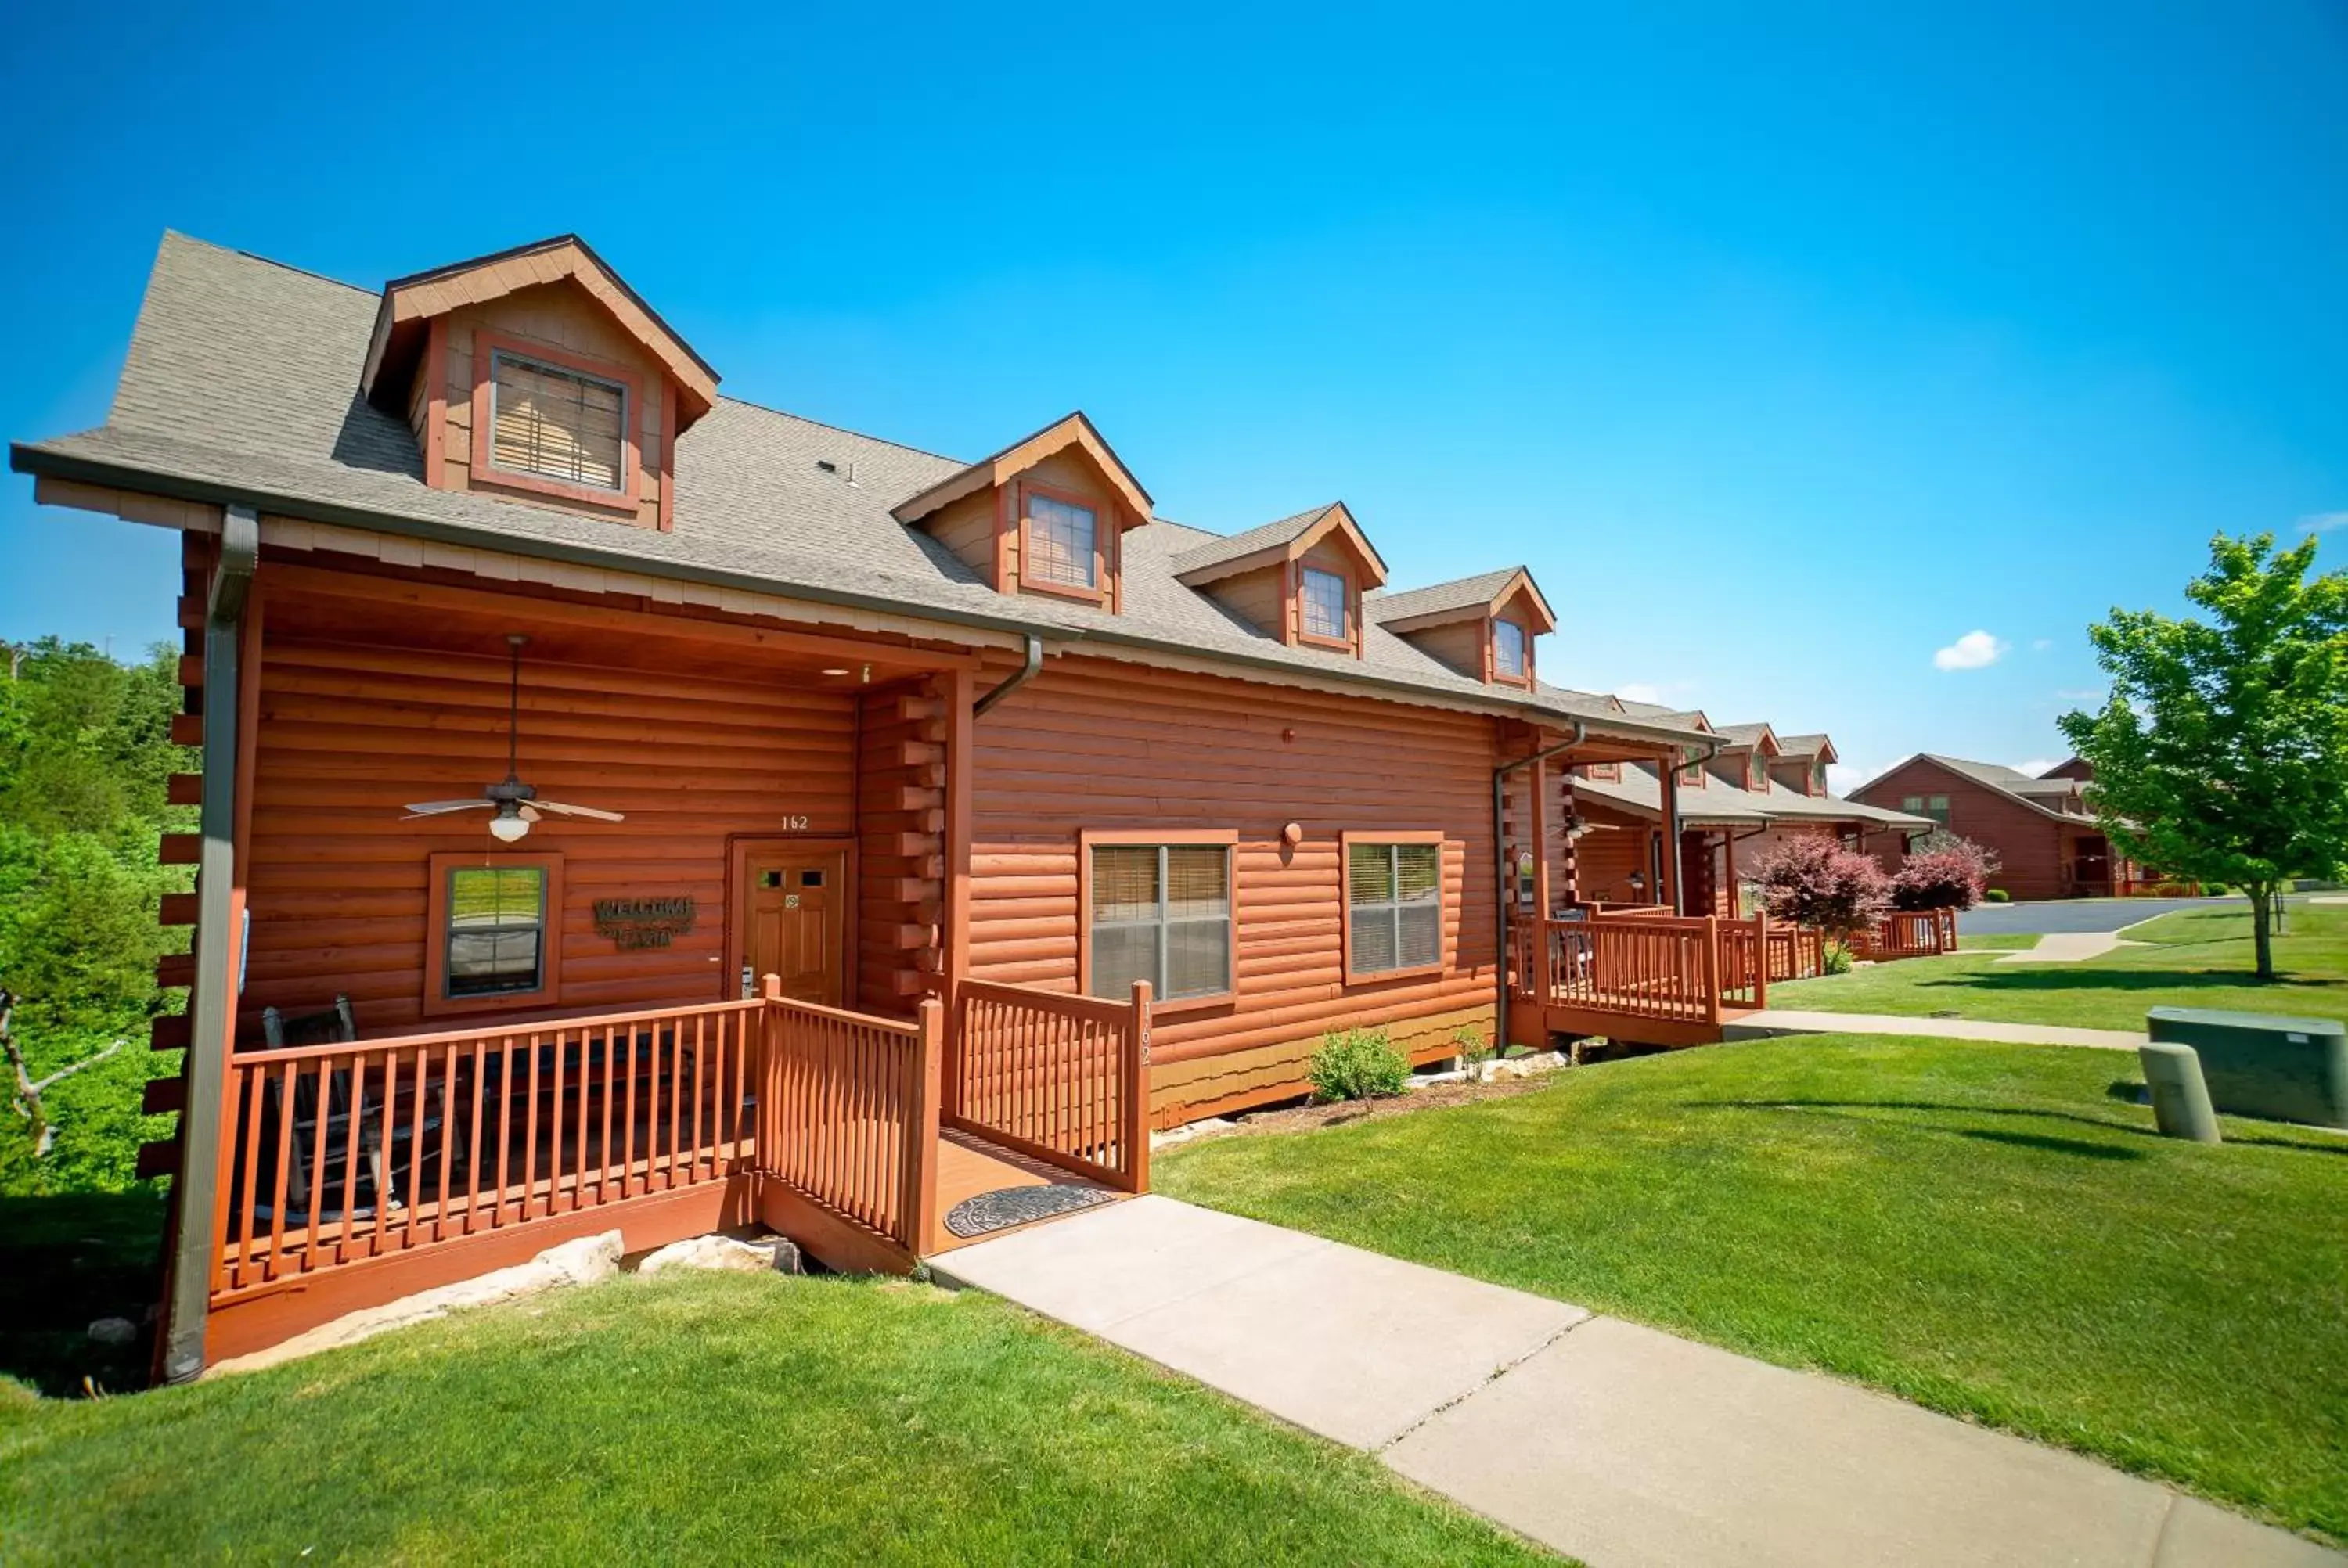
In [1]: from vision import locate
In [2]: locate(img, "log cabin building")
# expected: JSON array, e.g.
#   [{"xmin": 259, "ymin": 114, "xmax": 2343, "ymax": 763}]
[
  {"xmin": 16, "ymin": 232, "xmax": 1866, "ymax": 1373},
  {"xmin": 1849, "ymin": 754, "xmax": 2135, "ymax": 900},
  {"xmin": 1568, "ymin": 720, "xmax": 1935, "ymax": 915}
]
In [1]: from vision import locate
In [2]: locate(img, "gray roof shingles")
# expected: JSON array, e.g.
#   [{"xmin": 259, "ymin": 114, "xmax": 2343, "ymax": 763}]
[
  {"xmin": 1364, "ymin": 567, "xmax": 1522, "ymax": 625},
  {"xmin": 16, "ymin": 234, "xmax": 1720, "ymax": 747}
]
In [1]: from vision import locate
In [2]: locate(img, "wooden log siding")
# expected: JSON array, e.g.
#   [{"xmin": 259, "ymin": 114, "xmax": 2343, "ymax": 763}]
[
  {"xmin": 855, "ymin": 682, "xmax": 949, "ymax": 1012},
  {"xmin": 241, "ymin": 628, "xmax": 857, "ymax": 1037},
  {"xmin": 965, "ymin": 652, "xmax": 1497, "ymax": 1123}
]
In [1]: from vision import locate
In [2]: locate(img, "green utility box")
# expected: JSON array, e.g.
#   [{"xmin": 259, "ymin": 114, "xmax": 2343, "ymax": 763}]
[{"xmin": 2145, "ymin": 1007, "xmax": 2348, "ymax": 1130}]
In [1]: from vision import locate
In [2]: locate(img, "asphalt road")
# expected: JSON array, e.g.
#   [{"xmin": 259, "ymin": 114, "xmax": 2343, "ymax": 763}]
[{"xmin": 1956, "ymin": 896, "xmax": 2242, "ymax": 936}]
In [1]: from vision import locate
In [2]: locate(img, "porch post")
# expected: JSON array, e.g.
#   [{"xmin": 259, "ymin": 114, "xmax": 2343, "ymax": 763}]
[
  {"xmin": 942, "ymin": 667, "xmax": 975, "ymax": 1107},
  {"xmin": 1530, "ymin": 753, "xmax": 1552, "ymax": 921},
  {"xmin": 1658, "ymin": 750, "xmax": 1684, "ymax": 914},
  {"xmin": 904, "ymin": 997, "xmax": 945, "ymax": 1252},
  {"xmin": 1753, "ymin": 910, "xmax": 1770, "ymax": 1009},
  {"xmin": 163, "ymin": 505, "xmax": 258, "ymax": 1383},
  {"xmin": 1700, "ymin": 914, "xmax": 1723, "ymax": 1025},
  {"xmin": 1122, "ymin": 980, "xmax": 1153, "ymax": 1194}
]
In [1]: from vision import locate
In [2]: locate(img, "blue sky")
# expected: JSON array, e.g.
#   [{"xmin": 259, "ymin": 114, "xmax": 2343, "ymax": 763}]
[{"xmin": 3, "ymin": 2, "xmax": 2341, "ymax": 789}]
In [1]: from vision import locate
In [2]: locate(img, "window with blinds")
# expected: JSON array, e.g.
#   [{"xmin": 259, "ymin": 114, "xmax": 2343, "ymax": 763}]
[
  {"xmin": 1348, "ymin": 840, "xmax": 1442, "ymax": 975},
  {"xmin": 489, "ymin": 351, "xmax": 627, "ymax": 493},
  {"xmin": 1301, "ymin": 566, "xmax": 1347, "ymax": 641},
  {"xmin": 1088, "ymin": 843, "xmax": 1231, "ymax": 1001},
  {"xmin": 1027, "ymin": 493, "xmax": 1098, "ymax": 588},
  {"xmin": 1493, "ymin": 618, "xmax": 1528, "ymax": 678}
]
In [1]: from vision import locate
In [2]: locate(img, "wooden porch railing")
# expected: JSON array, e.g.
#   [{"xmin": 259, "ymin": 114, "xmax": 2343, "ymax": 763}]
[
  {"xmin": 211, "ymin": 998, "xmax": 764, "ymax": 1299},
  {"xmin": 1854, "ymin": 908, "xmax": 1958, "ymax": 960},
  {"xmin": 1529, "ymin": 912, "xmax": 1727, "ymax": 1025},
  {"xmin": 755, "ymin": 985, "xmax": 941, "ymax": 1254},
  {"xmin": 950, "ymin": 979, "xmax": 1152, "ymax": 1192}
]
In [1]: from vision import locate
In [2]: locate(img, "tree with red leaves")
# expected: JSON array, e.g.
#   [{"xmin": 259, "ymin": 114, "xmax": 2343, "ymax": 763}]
[
  {"xmin": 1892, "ymin": 836, "xmax": 2000, "ymax": 912},
  {"xmin": 1749, "ymin": 835, "xmax": 1892, "ymax": 944}
]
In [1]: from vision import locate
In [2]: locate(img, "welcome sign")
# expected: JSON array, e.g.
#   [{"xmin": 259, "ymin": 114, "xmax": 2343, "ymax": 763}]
[{"xmin": 592, "ymin": 896, "xmax": 697, "ymax": 950}]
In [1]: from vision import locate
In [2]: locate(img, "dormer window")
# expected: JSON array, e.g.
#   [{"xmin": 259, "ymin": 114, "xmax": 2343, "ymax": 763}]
[
  {"xmin": 1301, "ymin": 567, "xmax": 1348, "ymax": 642},
  {"xmin": 1025, "ymin": 491, "xmax": 1099, "ymax": 592},
  {"xmin": 1493, "ymin": 619, "xmax": 1528, "ymax": 681},
  {"xmin": 489, "ymin": 351, "xmax": 627, "ymax": 493}
]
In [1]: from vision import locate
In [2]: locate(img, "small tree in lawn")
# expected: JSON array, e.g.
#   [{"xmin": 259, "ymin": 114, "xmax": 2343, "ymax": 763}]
[
  {"xmin": 1749, "ymin": 836, "xmax": 1892, "ymax": 952},
  {"xmin": 2058, "ymin": 533, "xmax": 2348, "ymax": 980},
  {"xmin": 1892, "ymin": 837, "xmax": 1999, "ymax": 912}
]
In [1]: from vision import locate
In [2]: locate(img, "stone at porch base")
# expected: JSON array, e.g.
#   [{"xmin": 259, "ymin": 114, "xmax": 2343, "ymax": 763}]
[
  {"xmin": 205, "ymin": 1231, "xmax": 623, "ymax": 1379},
  {"xmin": 636, "ymin": 1233, "xmax": 801, "ymax": 1277}
]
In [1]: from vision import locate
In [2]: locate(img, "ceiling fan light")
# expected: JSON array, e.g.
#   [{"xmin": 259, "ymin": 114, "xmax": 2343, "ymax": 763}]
[{"xmin": 488, "ymin": 809, "xmax": 531, "ymax": 843}]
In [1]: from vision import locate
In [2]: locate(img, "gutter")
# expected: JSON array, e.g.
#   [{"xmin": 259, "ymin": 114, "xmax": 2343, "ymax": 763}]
[
  {"xmin": 9, "ymin": 443, "xmax": 1709, "ymax": 756},
  {"xmin": 163, "ymin": 503, "xmax": 257, "ymax": 1383},
  {"xmin": 973, "ymin": 633, "xmax": 1043, "ymax": 718},
  {"xmin": 1493, "ymin": 724, "xmax": 1583, "ymax": 1053}
]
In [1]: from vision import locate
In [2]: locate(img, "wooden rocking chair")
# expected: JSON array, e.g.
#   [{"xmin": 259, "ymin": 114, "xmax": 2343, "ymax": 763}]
[{"xmin": 257, "ymin": 996, "xmax": 445, "ymax": 1221}]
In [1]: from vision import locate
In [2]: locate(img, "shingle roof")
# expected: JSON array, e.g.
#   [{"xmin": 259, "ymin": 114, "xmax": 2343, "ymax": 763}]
[
  {"xmin": 1712, "ymin": 723, "xmax": 1775, "ymax": 749},
  {"xmin": 1862, "ymin": 754, "xmax": 2096, "ymax": 823},
  {"xmin": 1576, "ymin": 761, "xmax": 1936, "ymax": 832},
  {"xmin": 1364, "ymin": 568, "xmax": 1523, "ymax": 625},
  {"xmin": 13, "ymin": 233, "xmax": 1717, "ymax": 752},
  {"xmin": 1169, "ymin": 503, "xmax": 1338, "ymax": 577},
  {"xmin": 1773, "ymin": 732, "xmax": 1832, "ymax": 758}
]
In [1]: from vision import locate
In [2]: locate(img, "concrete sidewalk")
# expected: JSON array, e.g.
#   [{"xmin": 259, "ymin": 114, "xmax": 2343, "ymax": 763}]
[
  {"xmin": 1997, "ymin": 931, "xmax": 2134, "ymax": 962},
  {"xmin": 1725, "ymin": 1008, "xmax": 2147, "ymax": 1051},
  {"xmin": 934, "ymin": 1196, "xmax": 2337, "ymax": 1568}
]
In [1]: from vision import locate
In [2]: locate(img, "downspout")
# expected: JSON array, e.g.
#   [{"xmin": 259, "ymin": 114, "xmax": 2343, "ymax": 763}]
[
  {"xmin": 1493, "ymin": 723, "xmax": 1584, "ymax": 1053},
  {"xmin": 163, "ymin": 504, "xmax": 258, "ymax": 1383},
  {"xmin": 973, "ymin": 632, "xmax": 1043, "ymax": 718}
]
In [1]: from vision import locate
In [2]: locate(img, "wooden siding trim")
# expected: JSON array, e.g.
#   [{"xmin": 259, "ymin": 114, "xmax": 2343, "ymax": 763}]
[
  {"xmin": 423, "ymin": 321, "xmax": 448, "ymax": 490},
  {"xmin": 1075, "ymin": 829, "xmax": 1241, "ymax": 1016},
  {"xmin": 466, "ymin": 329, "xmax": 648, "ymax": 516},
  {"xmin": 420, "ymin": 851, "xmax": 567, "ymax": 1019},
  {"xmin": 1338, "ymin": 829, "xmax": 1449, "ymax": 986}
]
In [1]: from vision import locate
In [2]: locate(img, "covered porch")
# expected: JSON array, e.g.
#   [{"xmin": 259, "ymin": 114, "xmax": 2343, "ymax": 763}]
[
  {"xmin": 194, "ymin": 977, "xmax": 1153, "ymax": 1362},
  {"xmin": 158, "ymin": 530, "xmax": 1143, "ymax": 1367}
]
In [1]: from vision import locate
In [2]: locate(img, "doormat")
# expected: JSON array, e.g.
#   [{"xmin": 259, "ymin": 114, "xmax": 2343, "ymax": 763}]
[{"xmin": 944, "ymin": 1183, "xmax": 1115, "ymax": 1239}]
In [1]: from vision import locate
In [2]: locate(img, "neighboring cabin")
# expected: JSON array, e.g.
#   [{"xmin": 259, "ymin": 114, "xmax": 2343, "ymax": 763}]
[
  {"xmin": 1571, "ymin": 719, "xmax": 1933, "ymax": 912},
  {"xmin": 1849, "ymin": 754, "xmax": 2134, "ymax": 900}
]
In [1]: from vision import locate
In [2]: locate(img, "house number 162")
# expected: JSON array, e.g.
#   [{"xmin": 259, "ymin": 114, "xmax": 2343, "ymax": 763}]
[{"xmin": 780, "ymin": 815, "xmax": 811, "ymax": 830}]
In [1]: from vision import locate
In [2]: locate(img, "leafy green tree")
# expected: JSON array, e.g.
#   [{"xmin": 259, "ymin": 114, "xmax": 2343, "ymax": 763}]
[
  {"xmin": 2059, "ymin": 534, "xmax": 2348, "ymax": 979},
  {"xmin": 0, "ymin": 641, "xmax": 193, "ymax": 1192}
]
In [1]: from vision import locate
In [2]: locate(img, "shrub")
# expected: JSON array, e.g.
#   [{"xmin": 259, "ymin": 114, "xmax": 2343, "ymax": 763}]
[
  {"xmin": 1892, "ymin": 837, "xmax": 2000, "ymax": 912},
  {"xmin": 1822, "ymin": 944, "xmax": 1854, "ymax": 975},
  {"xmin": 1748, "ymin": 836, "xmax": 1892, "ymax": 942},
  {"xmin": 1451, "ymin": 1023, "xmax": 1493, "ymax": 1072},
  {"xmin": 1308, "ymin": 1027, "xmax": 1410, "ymax": 1102},
  {"xmin": 1985, "ymin": 888, "xmax": 2011, "ymax": 903}
]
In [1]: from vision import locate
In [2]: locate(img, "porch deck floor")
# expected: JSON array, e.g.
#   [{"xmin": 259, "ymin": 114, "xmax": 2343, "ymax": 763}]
[{"xmin": 927, "ymin": 1127, "xmax": 1118, "ymax": 1256}]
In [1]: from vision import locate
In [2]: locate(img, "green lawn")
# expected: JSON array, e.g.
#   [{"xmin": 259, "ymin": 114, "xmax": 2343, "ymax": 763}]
[
  {"xmin": 1156, "ymin": 1035, "xmax": 2348, "ymax": 1543},
  {"xmin": 1774, "ymin": 900, "xmax": 2348, "ymax": 1031},
  {"xmin": 0, "ymin": 1271, "xmax": 1546, "ymax": 1567}
]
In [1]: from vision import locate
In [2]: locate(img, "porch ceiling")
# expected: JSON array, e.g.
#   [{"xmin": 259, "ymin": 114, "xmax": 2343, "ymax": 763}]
[{"xmin": 261, "ymin": 562, "xmax": 971, "ymax": 687}]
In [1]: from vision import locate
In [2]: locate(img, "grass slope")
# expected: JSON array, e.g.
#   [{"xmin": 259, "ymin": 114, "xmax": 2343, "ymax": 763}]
[
  {"xmin": 1775, "ymin": 901, "xmax": 2348, "ymax": 1030},
  {"xmin": 1157, "ymin": 1035, "xmax": 2348, "ymax": 1542},
  {"xmin": 0, "ymin": 1271, "xmax": 1547, "ymax": 1567}
]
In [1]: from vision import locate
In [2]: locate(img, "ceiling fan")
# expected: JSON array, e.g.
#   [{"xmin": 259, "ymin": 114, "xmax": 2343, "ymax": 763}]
[{"xmin": 402, "ymin": 635, "xmax": 624, "ymax": 843}]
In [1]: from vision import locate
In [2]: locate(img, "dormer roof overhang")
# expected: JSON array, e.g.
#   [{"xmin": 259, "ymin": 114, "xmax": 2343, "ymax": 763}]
[
  {"xmin": 1172, "ymin": 500, "xmax": 1388, "ymax": 589},
  {"xmin": 1773, "ymin": 732, "xmax": 1840, "ymax": 765},
  {"xmin": 890, "ymin": 411, "xmax": 1151, "ymax": 527},
  {"xmin": 359, "ymin": 235, "xmax": 719, "ymax": 432},
  {"xmin": 1713, "ymin": 722, "xmax": 1782, "ymax": 757},
  {"xmin": 1371, "ymin": 566, "xmax": 1558, "ymax": 637}
]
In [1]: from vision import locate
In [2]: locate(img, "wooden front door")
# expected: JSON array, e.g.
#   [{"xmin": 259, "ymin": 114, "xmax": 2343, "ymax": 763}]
[{"xmin": 739, "ymin": 845, "xmax": 848, "ymax": 1005}]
